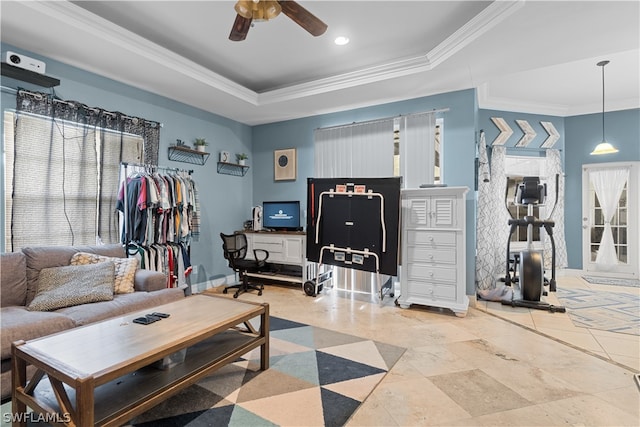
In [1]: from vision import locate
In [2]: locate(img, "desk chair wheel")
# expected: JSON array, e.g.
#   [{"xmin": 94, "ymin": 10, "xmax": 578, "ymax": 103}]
[{"xmin": 223, "ymin": 288, "xmax": 228, "ymax": 294}]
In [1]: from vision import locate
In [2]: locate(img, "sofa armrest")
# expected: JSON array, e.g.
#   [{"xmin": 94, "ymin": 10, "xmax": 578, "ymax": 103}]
[{"xmin": 134, "ymin": 269, "xmax": 167, "ymax": 292}]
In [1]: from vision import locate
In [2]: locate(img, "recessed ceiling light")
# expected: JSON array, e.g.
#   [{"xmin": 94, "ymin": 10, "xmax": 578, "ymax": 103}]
[{"xmin": 334, "ymin": 36, "xmax": 349, "ymax": 46}]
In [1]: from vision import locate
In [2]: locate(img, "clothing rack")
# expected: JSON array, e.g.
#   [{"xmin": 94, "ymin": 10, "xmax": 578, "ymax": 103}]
[
  {"xmin": 121, "ymin": 162, "xmax": 192, "ymax": 246},
  {"xmin": 122, "ymin": 161, "xmax": 193, "ymax": 175},
  {"xmin": 119, "ymin": 162, "xmax": 199, "ymax": 289}
]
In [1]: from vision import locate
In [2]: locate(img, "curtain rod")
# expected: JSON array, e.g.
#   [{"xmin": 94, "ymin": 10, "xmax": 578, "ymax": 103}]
[
  {"xmin": 2, "ymin": 85, "xmax": 163, "ymax": 128},
  {"xmin": 315, "ymin": 108, "xmax": 450, "ymax": 132}
]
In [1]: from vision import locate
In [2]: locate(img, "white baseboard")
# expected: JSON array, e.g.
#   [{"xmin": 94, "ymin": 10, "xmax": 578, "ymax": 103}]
[{"xmin": 190, "ymin": 274, "xmax": 235, "ymax": 294}]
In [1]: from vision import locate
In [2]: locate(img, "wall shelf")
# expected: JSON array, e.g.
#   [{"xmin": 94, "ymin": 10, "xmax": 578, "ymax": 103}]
[
  {"xmin": 217, "ymin": 162, "xmax": 249, "ymax": 177},
  {"xmin": 168, "ymin": 145, "xmax": 210, "ymax": 166},
  {"xmin": 1, "ymin": 63, "xmax": 60, "ymax": 87}
]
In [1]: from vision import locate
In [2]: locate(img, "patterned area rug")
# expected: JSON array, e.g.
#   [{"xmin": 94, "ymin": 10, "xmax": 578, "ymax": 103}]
[
  {"xmin": 131, "ymin": 317, "xmax": 405, "ymax": 426},
  {"xmin": 556, "ymin": 288, "xmax": 640, "ymax": 336},
  {"xmin": 582, "ymin": 275, "xmax": 640, "ymax": 288}
]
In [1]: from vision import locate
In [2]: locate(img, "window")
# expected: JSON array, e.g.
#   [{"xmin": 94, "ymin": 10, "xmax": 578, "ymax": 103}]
[
  {"xmin": 589, "ymin": 181, "xmax": 628, "ymax": 263},
  {"xmin": 4, "ymin": 111, "xmax": 143, "ymax": 251},
  {"xmin": 393, "ymin": 118, "xmax": 442, "ymax": 184},
  {"xmin": 315, "ymin": 111, "xmax": 443, "ymax": 185}
]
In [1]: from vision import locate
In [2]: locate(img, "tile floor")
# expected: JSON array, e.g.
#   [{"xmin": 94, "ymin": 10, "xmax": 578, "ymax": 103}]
[
  {"xmin": 2, "ymin": 275, "xmax": 637, "ymax": 426},
  {"xmin": 214, "ymin": 274, "xmax": 639, "ymax": 426}
]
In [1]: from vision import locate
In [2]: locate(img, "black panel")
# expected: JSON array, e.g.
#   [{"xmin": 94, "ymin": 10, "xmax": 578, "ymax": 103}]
[
  {"xmin": 306, "ymin": 177, "xmax": 401, "ymax": 276},
  {"xmin": 1, "ymin": 63, "xmax": 60, "ymax": 87}
]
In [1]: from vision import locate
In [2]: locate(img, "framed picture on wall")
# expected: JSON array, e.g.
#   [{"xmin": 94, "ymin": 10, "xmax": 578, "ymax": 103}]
[{"xmin": 274, "ymin": 148, "xmax": 297, "ymax": 181}]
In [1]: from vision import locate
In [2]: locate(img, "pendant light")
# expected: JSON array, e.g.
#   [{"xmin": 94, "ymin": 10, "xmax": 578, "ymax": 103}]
[{"xmin": 590, "ymin": 60, "xmax": 619, "ymax": 155}]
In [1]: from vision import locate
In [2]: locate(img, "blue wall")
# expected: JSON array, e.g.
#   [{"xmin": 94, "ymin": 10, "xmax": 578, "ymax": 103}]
[
  {"xmin": 564, "ymin": 108, "xmax": 640, "ymax": 269},
  {"xmin": 0, "ymin": 43, "xmax": 253, "ymax": 281},
  {"xmin": 3, "ymin": 43, "xmax": 637, "ymax": 293},
  {"xmin": 251, "ymin": 89, "xmax": 479, "ymax": 294}
]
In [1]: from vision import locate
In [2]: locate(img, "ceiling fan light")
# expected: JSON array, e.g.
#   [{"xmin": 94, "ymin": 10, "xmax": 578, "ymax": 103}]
[
  {"xmin": 590, "ymin": 141, "xmax": 619, "ymax": 155},
  {"xmin": 251, "ymin": 0, "xmax": 280, "ymax": 21},
  {"xmin": 264, "ymin": 1, "xmax": 281, "ymax": 20},
  {"xmin": 234, "ymin": 0, "xmax": 253, "ymax": 19}
]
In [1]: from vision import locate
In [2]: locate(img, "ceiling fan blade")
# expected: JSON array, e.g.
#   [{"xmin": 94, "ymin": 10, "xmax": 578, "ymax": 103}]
[
  {"xmin": 277, "ymin": 1, "xmax": 327, "ymax": 37},
  {"xmin": 229, "ymin": 14, "xmax": 252, "ymax": 41}
]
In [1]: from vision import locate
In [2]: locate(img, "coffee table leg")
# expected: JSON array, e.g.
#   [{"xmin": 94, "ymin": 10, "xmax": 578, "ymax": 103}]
[
  {"xmin": 76, "ymin": 379, "xmax": 95, "ymax": 426},
  {"xmin": 11, "ymin": 346, "xmax": 27, "ymax": 427},
  {"xmin": 261, "ymin": 303, "xmax": 270, "ymax": 371}
]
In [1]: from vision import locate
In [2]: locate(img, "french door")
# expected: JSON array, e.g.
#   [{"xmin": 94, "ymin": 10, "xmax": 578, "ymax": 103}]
[{"xmin": 582, "ymin": 162, "xmax": 639, "ymax": 279}]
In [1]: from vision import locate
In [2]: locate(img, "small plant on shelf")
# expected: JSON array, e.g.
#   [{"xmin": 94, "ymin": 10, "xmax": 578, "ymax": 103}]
[
  {"xmin": 193, "ymin": 138, "xmax": 208, "ymax": 152},
  {"xmin": 236, "ymin": 153, "xmax": 248, "ymax": 165}
]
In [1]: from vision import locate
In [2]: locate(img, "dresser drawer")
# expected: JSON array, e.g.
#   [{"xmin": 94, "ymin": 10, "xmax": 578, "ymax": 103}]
[
  {"xmin": 406, "ymin": 246, "xmax": 456, "ymax": 264},
  {"xmin": 407, "ymin": 230, "xmax": 456, "ymax": 246},
  {"xmin": 406, "ymin": 281, "xmax": 457, "ymax": 301},
  {"xmin": 407, "ymin": 264, "xmax": 456, "ymax": 283}
]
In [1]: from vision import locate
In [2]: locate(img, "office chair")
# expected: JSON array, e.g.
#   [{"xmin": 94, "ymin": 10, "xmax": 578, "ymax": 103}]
[{"xmin": 220, "ymin": 232, "xmax": 270, "ymax": 298}]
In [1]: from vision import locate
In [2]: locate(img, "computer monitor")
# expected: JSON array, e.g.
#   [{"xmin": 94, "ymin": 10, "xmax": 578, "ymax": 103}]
[{"xmin": 262, "ymin": 201, "xmax": 301, "ymax": 231}]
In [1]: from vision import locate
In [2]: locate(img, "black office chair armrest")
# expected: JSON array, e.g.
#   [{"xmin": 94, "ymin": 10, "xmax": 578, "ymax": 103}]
[
  {"xmin": 253, "ymin": 249, "xmax": 269, "ymax": 262},
  {"xmin": 226, "ymin": 248, "xmax": 243, "ymax": 259}
]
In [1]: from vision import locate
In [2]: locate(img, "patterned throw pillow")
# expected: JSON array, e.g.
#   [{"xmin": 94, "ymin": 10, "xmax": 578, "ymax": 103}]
[
  {"xmin": 27, "ymin": 262, "xmax": 115, "ymax": 312},
  {"xmin": 71, "ymin": 252, "xmax": 138, "ymax": 294}
]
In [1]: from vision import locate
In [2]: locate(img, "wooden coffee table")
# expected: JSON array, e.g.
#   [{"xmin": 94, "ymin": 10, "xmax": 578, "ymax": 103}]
[{"xmin": 11, "ymin": 294, "xmax": 269, "ymax": 426}]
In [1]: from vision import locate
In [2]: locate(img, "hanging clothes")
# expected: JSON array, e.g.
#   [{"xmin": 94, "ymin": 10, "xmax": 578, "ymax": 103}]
[{"xmin": 117, "ymin": 164, "xmax": 200, "ymax": 288}]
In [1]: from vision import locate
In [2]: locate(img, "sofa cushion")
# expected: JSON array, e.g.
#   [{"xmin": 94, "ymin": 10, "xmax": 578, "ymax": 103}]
[
  {"xmin": 58, "ymin": 287, "xmax": 186, "ymax": 326},
  {"xmin": 0, "ymin": 306, "xmax": 76, "ymax": 359},
  {"xmin": 1, "ymin": 252, "xmax": 27, "ymax": 307},
  {"xmin": 22, "ymin": 244, "xmax": 125, "ymax": 305},
  {"xmin": 27, "ymin": 262, "xmax": 115, "ymax": 312},
  {"xmin": 71, "ymin": 252, "xmax": 138, "ymax": 294}
]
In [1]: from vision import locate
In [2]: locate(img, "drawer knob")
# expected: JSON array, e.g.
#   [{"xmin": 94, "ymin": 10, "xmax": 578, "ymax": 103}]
[
  {"xmin": 428, "ymin": 236, "xmax": 434, "ymax": 242},
  {"xmin": 428, "ymin": 254, "xmax": 434, "ymax": 260}
]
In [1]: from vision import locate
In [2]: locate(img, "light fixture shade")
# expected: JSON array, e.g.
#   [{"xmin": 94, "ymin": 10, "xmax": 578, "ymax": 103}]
[
  {"xmin": 234, "ymin": 0, "xmax": 253, "ymax": 19},
  {"xmin": 590, "ymin": 141, "xmax": 619, "ymax": 155},
  {"xmin": 250, "ymin": 0, "xmax": 281, "ymax": 21}
]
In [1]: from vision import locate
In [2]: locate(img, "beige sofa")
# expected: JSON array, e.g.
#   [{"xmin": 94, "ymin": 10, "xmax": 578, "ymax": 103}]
[{"xmin": 0, "ymin": 244, "xmax": 186, "ymax": 400}]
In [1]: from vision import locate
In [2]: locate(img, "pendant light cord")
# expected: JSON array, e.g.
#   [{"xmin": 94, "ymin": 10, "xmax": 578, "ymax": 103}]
[
  {"xmin": 597, "ymin": 60, "xmax": 609, "ymax": 142},
  {"xmin": 601, "ymin": 62, "xmax": 605, "ymax": 142}
]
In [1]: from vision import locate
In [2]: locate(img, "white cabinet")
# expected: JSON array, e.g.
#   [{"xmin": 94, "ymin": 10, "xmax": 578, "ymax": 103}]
[
  {"xmin": 397, "ymin": 187, "xmax": 469, "ymax": 317},
  {"xmin": 245, "ymin": 231, "xmax": 306, "ymax": 268}
]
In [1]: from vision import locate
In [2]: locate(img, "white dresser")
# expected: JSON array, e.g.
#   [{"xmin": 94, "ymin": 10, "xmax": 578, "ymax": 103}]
[
  {"xmin": 397, "ymin": 186, "xmax": 469, "ymax": 317},
  {"xmin": 244, "ymin": 231, "xmax": 306, "ymax": 269}
]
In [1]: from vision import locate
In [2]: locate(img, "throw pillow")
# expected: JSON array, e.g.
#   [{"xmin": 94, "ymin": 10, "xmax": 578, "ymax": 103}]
[
  {"xmin": 27, "ymin": 262, "xmax": 115, "ymax": 312},
  {"xmin": 70, "ymin": 252, "xmax": 138, "ymax": 294}
]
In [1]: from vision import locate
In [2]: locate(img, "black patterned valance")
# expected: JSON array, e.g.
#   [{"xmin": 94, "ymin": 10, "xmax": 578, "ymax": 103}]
[{"xmin": 16, "ymin": 89, "xmax": 160, "ymax": 165}]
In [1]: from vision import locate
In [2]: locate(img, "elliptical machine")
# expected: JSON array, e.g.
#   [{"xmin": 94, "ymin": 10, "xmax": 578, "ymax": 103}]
[{"xmin": 501, "ymin": 176, "xmax": 565, "ymax": 313}]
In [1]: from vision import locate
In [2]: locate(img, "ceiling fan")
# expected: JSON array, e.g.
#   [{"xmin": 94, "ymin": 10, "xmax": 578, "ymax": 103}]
[{"xmin": 229, "ymin": 0, "xmax": 328, "ymax": 41}]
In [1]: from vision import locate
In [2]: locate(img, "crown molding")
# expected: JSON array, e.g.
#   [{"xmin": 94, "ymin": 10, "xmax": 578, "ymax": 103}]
[
  {"xmin": 27, "ymin": 0, "xmax": 527, "ymax": 109},
  {"xmin": 427, "ymin": 0, "xmax": 525, "ymax": 68},
  {"xmin": 477, "ymin": 82, "xmax": 571, "ymax": 116},
  {"xmin": 21, "ymin": 0, "xmax": 258, "ymax": 104}
]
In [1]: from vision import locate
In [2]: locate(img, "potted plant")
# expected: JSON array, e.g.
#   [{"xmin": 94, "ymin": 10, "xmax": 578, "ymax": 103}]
[
  {"xmin": 236, "ymin": 153, "xmax": 248, "ymax": 165},
  {"xmin": 193, "ymin": 138, "xmax": 208, "ymax": 152}
]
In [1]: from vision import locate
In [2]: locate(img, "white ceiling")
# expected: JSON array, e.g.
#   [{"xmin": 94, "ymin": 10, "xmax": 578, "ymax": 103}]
[{"xmin": 1, "ymin": 1, "xmax": 639, "ymax": 126}]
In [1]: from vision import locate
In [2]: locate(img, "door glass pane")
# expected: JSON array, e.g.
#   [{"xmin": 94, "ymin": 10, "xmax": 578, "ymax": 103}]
[{"xmin": 589, "ymin": 183, "xmax": 628, "ymax": 265}]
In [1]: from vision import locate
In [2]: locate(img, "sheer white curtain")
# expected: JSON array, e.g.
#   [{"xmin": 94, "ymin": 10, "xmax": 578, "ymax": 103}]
[
  {"xmin": 314, "ymin": 120, "xmax": 394, "ymax": 178},
  {"xmin": 401, "ymin": 113, "xmax": 435, "ymax": 188},
  {"xmin": 589, "ymin": 167, "xmax": 630, "ymax": 266}
]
